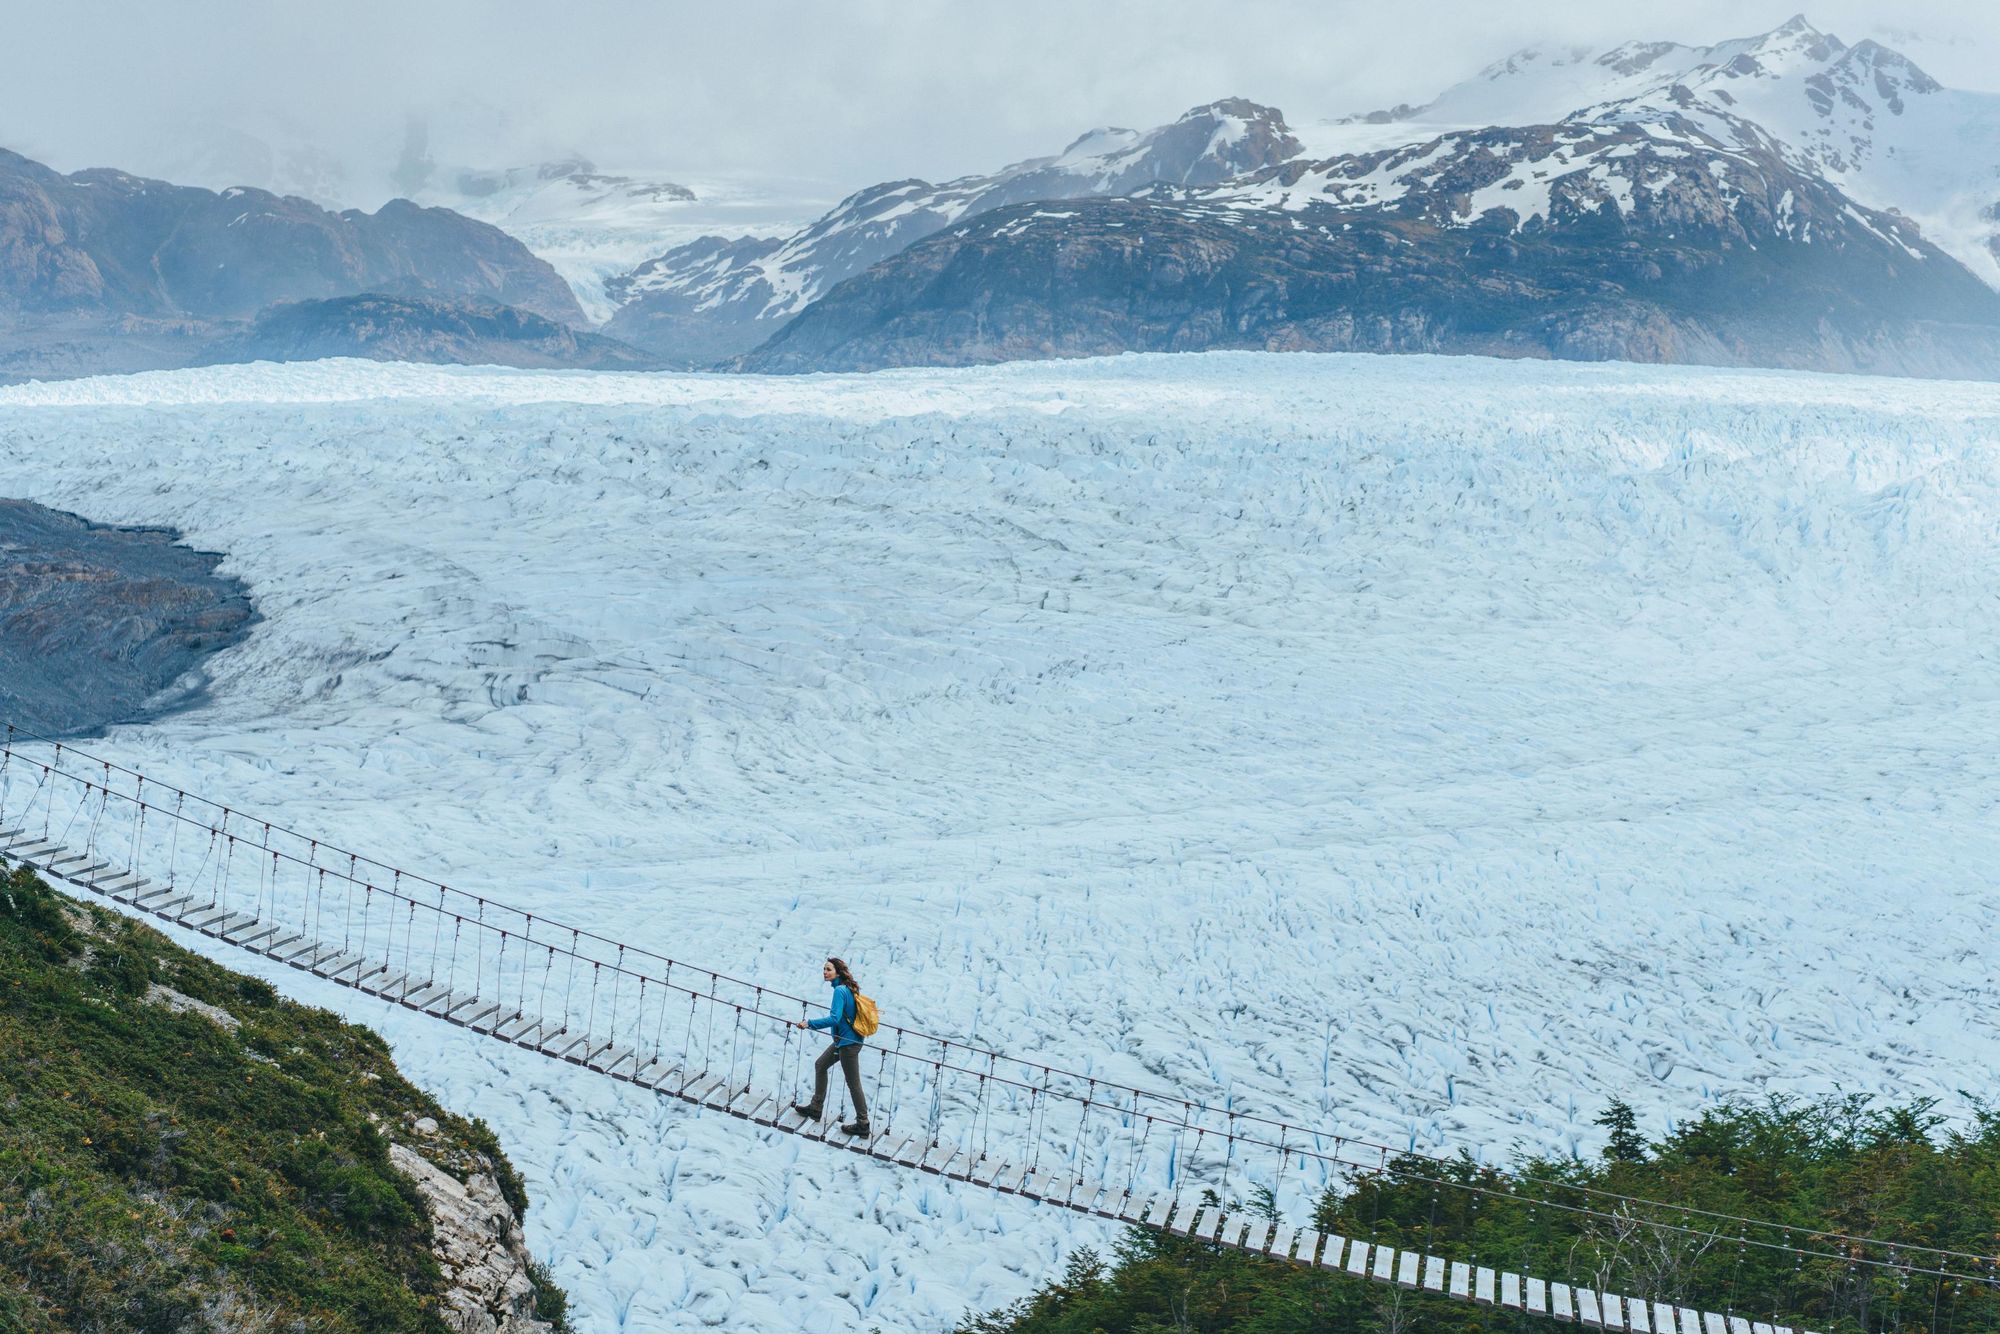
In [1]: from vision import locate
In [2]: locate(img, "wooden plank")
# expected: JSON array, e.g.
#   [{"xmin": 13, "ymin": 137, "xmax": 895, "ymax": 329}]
[
  {"xmin": 1396, "ymin": 1249, "xmax": 1419, "ymax": 1288},
  {"xmin": 680, "ymin": 1074, "xmax": 725, "ymax": 1105},
  {"xmin": 1079, "ymin": 1183, "xmax": 1123, "ymax": 1218},
  {"xmin": 1422, "ymin": 1255, "xmax": 1446, "ymax": 1292},
  {"xmin": 1551, "ymin": 1283, "xmax": 1573, "ymax": 1322},
  {"xmin": 1344, "ymin": 1239, "xmax": 1370, "ymax": 1275},
  {"xmin": 1501, "ymin": 1272, "xmax": 1522, "ymax": 1309},
  {"xmin": 893, "ymin": 1139, "xmax": 929, "ymax": 1169},
  {"xmin": 1266, "ymin": 1224, "xmax": 1296, "ymax": 1260},
  {"xmin": 1370, "ymin": 1245, "xmax": 1395, "ymax": 1283},
  {"xmin": 1475, "ymin": 1267, "xmax": 1496, "ymax": 1305},
  {"xmin": 1188, "ymin": 1206, "xmax": 1220, "ymax": 1240},
  {"xmin": 1526, "ymin": 1277, "xmax": 1547, "ymax": 1314},
  {"xmin": 1704, "ymin": 1314, "xmax": 1728, "ymax": 1334},
  {"xmin": 1291, "ymin": 1230, "xmax": 1324, "ymax": 1265},
  {"xmin": 1233, "ymin": 1220, "xmax": 1267, "ymax": 1251},
  {"xmin": 1601, "ymin": 1295, "xmax": 1626, "ymax": 1330},
  {"xmin": 1316, "ymin": 1234, "xmax": 1347, "ymax": 1269},
  {"xmin": 1450, "ymin": 1261, "xmax": 1472, "ymax": 1300},
  {"xmin": 1577, "ymin": 1290, "xmax": 1603, "ymax": 1328},
  {"xmin": 456, "ymin": 1003, "xmax": 501, "ymax": 1031},
  {"xmin": 993, "ymin": 1162, "xmax": 1032, "ymax": 1194}
]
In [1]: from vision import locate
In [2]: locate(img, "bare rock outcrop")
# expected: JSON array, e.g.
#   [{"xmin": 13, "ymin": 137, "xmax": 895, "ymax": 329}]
[{"xmin": 388, "ymin": 1140, "xmax": 553, "ymax": 1334}]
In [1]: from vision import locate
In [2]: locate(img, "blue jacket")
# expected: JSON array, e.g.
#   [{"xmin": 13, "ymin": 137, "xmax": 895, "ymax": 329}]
[{"xmin": 808, "ymin": 982, "xmax": 862, "ymax": 1048}]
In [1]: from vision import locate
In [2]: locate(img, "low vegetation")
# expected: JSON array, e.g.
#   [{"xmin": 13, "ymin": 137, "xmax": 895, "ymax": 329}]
[
  {"xmin": 963, "ymin": 1096, "xmax": 2000, "ymax": 1333},
  {"xmin": 0, "ymin": 862, "xmax": 570, "ymax": 1332}
]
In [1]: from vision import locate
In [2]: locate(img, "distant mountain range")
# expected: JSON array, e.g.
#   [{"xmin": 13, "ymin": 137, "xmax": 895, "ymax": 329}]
[
  {"xmin": 0, "ymin": 147, "xmax": 624, "ymax": 381},
  {"xmin": 602, "ymin": 99, "xmax": 1302, "ymax": 366},
  {"xmin": 712, "ymin": 16, "xmax": 2000, "ymax": 376},
  {"xmin": 7, "ymin": 15, "xmax": 2000, "ymax": 381}
]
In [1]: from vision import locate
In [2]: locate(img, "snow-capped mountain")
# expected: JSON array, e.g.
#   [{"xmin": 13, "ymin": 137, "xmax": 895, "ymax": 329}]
[
  {"xmin": 743, "ymin": 116, "xmax": 2000, "ymax": 378},
  {"xmin": 730, "ymin": 16, "xmax": 2000, "ymax": 378},
  {"xmin": 602, "ymin": 99, "xmax": 1302, "ymax": 365},
  {"xmin": 1346, "ymin": 15, "xmax": 2000, "ymax": 287}
]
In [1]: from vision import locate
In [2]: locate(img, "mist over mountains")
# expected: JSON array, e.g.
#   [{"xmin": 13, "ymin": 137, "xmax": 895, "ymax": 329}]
[{"xmin": 6, "ymin": 14, "xmax": 2000, "ymax": 381}]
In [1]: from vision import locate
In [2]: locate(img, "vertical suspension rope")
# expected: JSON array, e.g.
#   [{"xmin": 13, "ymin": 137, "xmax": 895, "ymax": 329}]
[
  {"xmin": 515, "ymin": 911, "xmax": 533, "ymax": 1022},
  {"xmin": 219, "ymin": 835, "xmax": 237, "ymax": 921},
  {"xmin": 608, "ymin": 946, "xmax": 625, "ymax": 1047},
  {"xmin": 538, "ymin": 946, "xmax": 556, "ymax": 1037},
  {"xmin": 429, "ymin": 886, "xmax": 446, "ymax": 986},
  {"xmin": 166, "ymin": 792, "xmax": 183, "ymax": 887},
  {"xmin": 127, "ymin": 777, "xmax": 146, "ymax": 877}
]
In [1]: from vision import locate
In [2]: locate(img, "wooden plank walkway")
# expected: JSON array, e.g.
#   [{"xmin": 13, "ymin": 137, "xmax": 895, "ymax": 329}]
[{"xmin": 0, "ymin": 827, "xmax": 1822, "ymax": 1334}]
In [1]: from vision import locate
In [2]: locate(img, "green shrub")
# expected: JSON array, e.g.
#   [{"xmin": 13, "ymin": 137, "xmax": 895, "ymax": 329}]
[
  {"xmin": 0, "ymin": 864, "xmax": 570, "ymax": 1332},
  {"xmin": 966, "ymin": 1096, "xmax": 2000, "ymax": 1334}
]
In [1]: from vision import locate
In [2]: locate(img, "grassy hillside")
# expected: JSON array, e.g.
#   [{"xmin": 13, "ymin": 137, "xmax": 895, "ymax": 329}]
[
  {"xmin": 0, "ymin": 862, "xmax": 570, "ymax": 1332},
  {"xmin": 963, "ymin": 1097, "xmax": 2000, "ymax": 1334}
]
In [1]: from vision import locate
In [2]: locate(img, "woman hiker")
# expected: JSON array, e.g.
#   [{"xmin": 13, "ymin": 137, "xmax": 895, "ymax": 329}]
[{"xmin": 792, "ymin": 956, "xmax": 871, "ymax": 1136}]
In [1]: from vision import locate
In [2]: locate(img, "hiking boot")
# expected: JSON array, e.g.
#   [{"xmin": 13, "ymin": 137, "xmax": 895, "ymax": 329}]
[
  {"xmin": 791, "ymin": 1103, "xmax": 821, "ymax": 1121},
  {"xmin": 839, "ymin": 1120, "xmax": 872, "ymax": 1137}
]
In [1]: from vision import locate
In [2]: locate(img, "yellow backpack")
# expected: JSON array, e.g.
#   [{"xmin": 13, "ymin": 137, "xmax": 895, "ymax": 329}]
[{"xmin": 851, "ymin": 992, "xmax": 880, "ymax": 1039}]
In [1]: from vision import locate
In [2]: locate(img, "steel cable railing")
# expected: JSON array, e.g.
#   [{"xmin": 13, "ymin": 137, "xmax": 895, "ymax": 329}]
[{"xmin": 2, "ymin": 729, "xmax": 1996, "ymax": 1322}]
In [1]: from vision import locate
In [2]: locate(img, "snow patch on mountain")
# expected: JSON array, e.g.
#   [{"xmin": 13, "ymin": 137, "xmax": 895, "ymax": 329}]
[{"xmin": 1349, "ymin": 15, "xmax": 2000, "ymax": 288}]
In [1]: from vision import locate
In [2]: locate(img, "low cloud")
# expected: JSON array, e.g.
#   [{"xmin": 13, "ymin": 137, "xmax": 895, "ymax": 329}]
[{"xmin": 9, "ymin": 0, "xmax": 1998, "ymax": 203}]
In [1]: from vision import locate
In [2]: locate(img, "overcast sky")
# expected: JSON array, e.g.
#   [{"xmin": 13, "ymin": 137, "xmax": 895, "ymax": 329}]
[{"xmin": 9, "ymin": 0, "xmax": 1998, "ymax": 202}]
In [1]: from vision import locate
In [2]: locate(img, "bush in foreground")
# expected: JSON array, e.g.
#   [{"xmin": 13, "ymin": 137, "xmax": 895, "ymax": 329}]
[
  {"xmin": 0, "ymin": 863, "xmax": 570, "ymax": 1332},
  {"xmin": 964, "ymin": 1096, "xmax": 2000, "ymax": 1333}
]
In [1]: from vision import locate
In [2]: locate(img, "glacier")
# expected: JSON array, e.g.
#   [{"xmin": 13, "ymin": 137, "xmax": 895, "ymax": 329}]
[{"xmin": 2, "ymin": 351, "xmax": 1998, "ymax": 1330}]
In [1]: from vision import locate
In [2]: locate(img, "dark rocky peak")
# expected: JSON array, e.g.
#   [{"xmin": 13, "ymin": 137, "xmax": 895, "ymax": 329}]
[
  {"xmin": 0, "ymin": 145, "xmax": 584, "ymax": 326},
  {"xmin": 1140, "ymin": 99, "xmax": 1301, "ymax": 185}
]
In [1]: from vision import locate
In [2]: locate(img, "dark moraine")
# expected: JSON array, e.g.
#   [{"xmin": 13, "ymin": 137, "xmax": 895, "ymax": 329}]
[{"xmin": 0, "ymin": 500, "xmax": 256, "ymax": 739}]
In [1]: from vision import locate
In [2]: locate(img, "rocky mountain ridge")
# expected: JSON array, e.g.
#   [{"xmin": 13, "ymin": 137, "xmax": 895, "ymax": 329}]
[
  {"xmin": 741, "ymin": 117, "xmax": 2000, "ymax": 377},
  {"xmin": 730, "ymin": 16, "xmax": 2000, "ymax": 377},
  {"xmin": 603, "ymin": 99, "xmax": 1302, "ymax": 365}
]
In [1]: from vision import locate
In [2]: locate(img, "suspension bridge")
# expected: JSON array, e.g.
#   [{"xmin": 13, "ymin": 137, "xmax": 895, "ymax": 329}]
[{"xmin": 4, "ymin": 728, "xmax": 1985, "ymax": 1334}]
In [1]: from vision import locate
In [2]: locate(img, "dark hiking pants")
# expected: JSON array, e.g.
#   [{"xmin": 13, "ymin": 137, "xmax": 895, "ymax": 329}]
[{"xmin": 808, "ymin": 1042, "xmax": 869, "ymax": 1125}]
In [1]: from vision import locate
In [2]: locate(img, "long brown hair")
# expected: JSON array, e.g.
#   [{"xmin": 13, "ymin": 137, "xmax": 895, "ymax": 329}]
[{"xmin": 827, "ymin": 956, "xmax": 859, "ymax": 991}]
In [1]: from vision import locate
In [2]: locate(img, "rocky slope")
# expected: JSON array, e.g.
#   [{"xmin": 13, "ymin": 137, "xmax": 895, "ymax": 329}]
[
  {"xmin": 741, "ymin": 118, "xmax": 2000, "ymax": 377},
  {"xmin": 0, "ymin": 863, "xmax": 569, "ymax": 1332},
  {"xmin": 210, "ymin": 294, "xmax": 658, "ymax": 370},
  {"xmin": 0, "ymin": 148, "xmax": 583, "ymax": 324},
  {"xmin": 0, "ymin": 146, "xmax": 600, "ymax": 379},
  {"xmin": 0, "ymin": 499, "xmax": 256, "ymax": 738},
  {"xmin": 604, "ymin": 99, "xmax": 1301, "ymax": 365}
]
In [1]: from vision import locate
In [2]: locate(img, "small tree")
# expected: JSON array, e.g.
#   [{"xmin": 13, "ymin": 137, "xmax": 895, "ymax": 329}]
[{"xmin": 1598, "ymin": 1100, "xmax": 1647, "ymax": 1164}]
